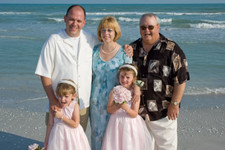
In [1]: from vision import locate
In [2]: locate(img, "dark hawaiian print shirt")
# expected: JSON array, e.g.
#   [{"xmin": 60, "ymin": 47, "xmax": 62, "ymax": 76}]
[{"xmin": 130, "ymin": 33, "xmax": 190, "ymax": 121}]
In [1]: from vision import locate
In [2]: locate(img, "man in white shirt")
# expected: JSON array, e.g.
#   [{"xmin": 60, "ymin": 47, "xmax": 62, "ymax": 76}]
[{"xmin": 35, "ymin": 5, "xmax": 99, "ymax": 130}]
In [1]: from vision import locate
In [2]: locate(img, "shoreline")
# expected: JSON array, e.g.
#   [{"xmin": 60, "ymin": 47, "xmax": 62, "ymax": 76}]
[{"xmin": 0, "ymin": 94, "xmax": 225, "ymax": 150}]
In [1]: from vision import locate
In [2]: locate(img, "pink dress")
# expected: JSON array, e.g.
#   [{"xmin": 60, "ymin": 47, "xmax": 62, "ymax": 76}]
[
  {"xmin": 47, "ymin": 100, "xmax": 91, "ymax": 150},
  {"xmin": 102, "ymin": 100, "xmax": 153, "ymax": 150}
]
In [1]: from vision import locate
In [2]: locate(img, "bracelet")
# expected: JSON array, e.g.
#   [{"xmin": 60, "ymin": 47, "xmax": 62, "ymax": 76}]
[{"xmin": 60, "ymin": 115, "xmax": 64, "ymax": 121}]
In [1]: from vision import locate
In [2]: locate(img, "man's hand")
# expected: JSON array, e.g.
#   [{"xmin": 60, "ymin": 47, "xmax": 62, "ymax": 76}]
[
  {"xmin": 49, "ymin": 97, "xmax": 59, "ymax": 107},
  {"xmin": 41, "ymin": 76, "xmax": 59, "ymax": 107},
  {"xmin": 167, "ymin": 104, "xmax": 179, "ymax": 120}
]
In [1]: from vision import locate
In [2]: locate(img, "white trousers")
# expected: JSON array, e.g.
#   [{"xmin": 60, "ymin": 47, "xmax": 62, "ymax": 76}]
[{"xmin": 145, "ymin": 116, "xmax": 177, "ymax": 150}]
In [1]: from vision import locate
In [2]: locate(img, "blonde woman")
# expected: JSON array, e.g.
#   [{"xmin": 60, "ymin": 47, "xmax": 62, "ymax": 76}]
[{"xmin": 90, "ymin": 16, "xmax": 132, "ymax": 150}]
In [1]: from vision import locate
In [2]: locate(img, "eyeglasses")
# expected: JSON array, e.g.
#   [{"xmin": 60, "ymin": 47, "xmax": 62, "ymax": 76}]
[
  {"xmin": 101, "ymin": 28, "xmax": 114, "ymax": 33},
  {"xmin": 140, "ymin": 25, "xmax": 157, "ymax": 31}
]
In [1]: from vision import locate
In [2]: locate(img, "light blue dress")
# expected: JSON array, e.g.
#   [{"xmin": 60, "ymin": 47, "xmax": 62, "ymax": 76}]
[{"xmin": 90, "ymin": 44, "xmax": 132, "ymax": 150}]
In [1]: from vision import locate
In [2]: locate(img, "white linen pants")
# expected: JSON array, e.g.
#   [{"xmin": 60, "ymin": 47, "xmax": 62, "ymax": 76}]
[{"xmin": 145, "ymin": 116, "xmax": 177, "ymax": 150}]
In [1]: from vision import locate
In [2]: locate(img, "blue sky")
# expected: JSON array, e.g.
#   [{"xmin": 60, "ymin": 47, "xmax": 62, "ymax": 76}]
[{"xmin": 0, "ymin": 0, "xmax": 225, "ymax": 4}]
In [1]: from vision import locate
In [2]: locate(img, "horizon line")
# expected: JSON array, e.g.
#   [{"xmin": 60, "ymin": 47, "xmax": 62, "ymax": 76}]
[{"xmin": 1, "ymin": 3, "xmax": 225, "ymax": 4}]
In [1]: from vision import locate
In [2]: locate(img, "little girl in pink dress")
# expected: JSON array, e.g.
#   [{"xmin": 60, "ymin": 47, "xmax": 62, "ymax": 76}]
[
  {"xmin": 43, "ymin": 79, "xmax": 91, "ymax": 150},
  {"xmin": 102, "ymin": 64, "xmax": 153, "ymax": 150}
]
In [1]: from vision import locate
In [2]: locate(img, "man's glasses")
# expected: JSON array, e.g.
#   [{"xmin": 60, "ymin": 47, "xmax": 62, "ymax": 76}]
[
  {"xmin": 140, "ymin": 25, "xmax": 157, "ymax": 31},
  {"xmin": 101, "ymin": 28, "xmax": 114, "ymax": 33}
]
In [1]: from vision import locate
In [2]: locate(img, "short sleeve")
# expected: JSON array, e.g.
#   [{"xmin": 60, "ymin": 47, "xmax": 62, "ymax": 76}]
[
  {"xmin": 171, "ymin": 44, "xmax": 190, "ymax": 85},
  {"xmin": 35, "ymin": 35, "xmax": 56, "ymax": 78}
]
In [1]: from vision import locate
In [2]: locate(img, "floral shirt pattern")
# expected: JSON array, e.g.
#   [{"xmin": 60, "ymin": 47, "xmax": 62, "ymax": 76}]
[
  {"xmin": 90, "ymin": 44, "xmax": 132, "ymax": 150},
  {"xmin": 130, "ymin": 33, "xmax": 190, "ymax": 121}
]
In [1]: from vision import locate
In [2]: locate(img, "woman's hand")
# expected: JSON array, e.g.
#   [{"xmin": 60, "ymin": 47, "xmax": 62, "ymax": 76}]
[{"xmin": 124, "ymin": 44, "xmax": 133, "ymax": 57}]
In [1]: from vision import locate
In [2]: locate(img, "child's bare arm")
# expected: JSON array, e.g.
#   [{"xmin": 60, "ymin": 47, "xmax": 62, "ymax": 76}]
[
  {"xmin": 121, "ymin": 96, "xmax": 140, "ymax": 118},
  {"xmin": 54, "ymin": 103, "xmax": 80, "ymax": 128},
  {"xmin": 132, "ymin": 84, "xmax": 141, "ymax": 104}
]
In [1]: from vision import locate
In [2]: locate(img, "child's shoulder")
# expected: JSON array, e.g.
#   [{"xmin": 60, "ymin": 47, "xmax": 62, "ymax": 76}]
[{"xmin": 65, "ymin": 100, "xmax": 77, "ymax": 109}]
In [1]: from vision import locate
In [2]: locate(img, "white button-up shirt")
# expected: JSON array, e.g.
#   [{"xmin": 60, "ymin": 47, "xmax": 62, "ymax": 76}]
[{"xmin": 35, "ymin": 29, "xmax": 99, "ymax": 110}]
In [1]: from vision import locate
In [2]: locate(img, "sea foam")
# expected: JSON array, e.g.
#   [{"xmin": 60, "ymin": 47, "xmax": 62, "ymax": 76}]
[
  {"xmin": 190, "ymin": 23, "xmax": 225, "ymax": 29},
  {"xmin": 47, "ymin": 18, "xmax": 64, "ymax": 22},
  {"xmin": 0, "ymin": 12, "xmax": 32, "ymax": 15},
  {"xmin": 155, "ymin": 12, "xmax": 225, "ymax": 16},
  {"xmin": 87, "ymin": 12, "xmax": 144, "ymax": 16},
  {"xmin": 185, "ymin": 87, "xmax": 225, "ymax": 95}
]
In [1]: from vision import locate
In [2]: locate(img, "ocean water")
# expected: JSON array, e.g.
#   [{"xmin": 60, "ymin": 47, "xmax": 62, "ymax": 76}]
[{"xmin": 0, "ymin": 4, "xmax": 225, "ymax": 111}]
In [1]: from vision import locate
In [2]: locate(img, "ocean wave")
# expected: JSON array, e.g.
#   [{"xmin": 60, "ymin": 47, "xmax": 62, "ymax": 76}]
[
  {"xmin": 1, "ymin": 11, "xmax": 223, "ymax": 16},
  {"xmin": 155, "ymin": 12, "xmax": 225, "ymax": 16},
  {"xmin": 89, "ymin": 17, "xmax": 172, "ymax": 23},
  {"xmin": 0, "ymin": 35, "xmax": 36, "ymax": 40},
  {"xmin": 118, "ymin": 17, "xmax": 139, "ymax": 22},
  {"xmin": 0, "ymin": 29, "xmax": 8, "ymax": 32},
  {"xmin": 86, "ymin": 12, "xmax": 225, "ymax": 16},
  {"xmin": 118, "ymin": 17, "xmax": 172, "ymax": 23},
  {"xmin": 185, "ymin": 87, "xmax": 225, "ymax": 95},
  {"xmin": 17, "ymin": 96, "xmax": 47, "ymax": 103},
  {"xmin": 0, "ymin": 28, "xmax": 30, "ymax": 32},
  {"xmin": 89, "ymin": 17, "xmax": 102, "ymax": 21},
  {"xmin": 160, "ymin": 18, "xmax": 172, "ymax": 23},
  {"xmin": 87, "ymin": 12, "xmax": 144, "ymax": 16},
  {"xmin": 0, "ymin": 12, "xmax": 32, "ymax": 15},
  {"xmin": 202, "ymin": 19, "xmax": 225, "ymax": 24},
  {"xmin": 190, "ymin": 23, "xmax": 225, "ymax": 29},
  {"xmin": 47, "ymin": 17, "xmax": 64, "ymax": 22}
]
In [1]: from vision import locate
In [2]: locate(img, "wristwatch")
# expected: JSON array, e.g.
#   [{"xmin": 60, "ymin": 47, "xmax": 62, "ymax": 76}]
[{"xmin": 171, "ymin": 101, "xmax": 179, "ymax": 106}]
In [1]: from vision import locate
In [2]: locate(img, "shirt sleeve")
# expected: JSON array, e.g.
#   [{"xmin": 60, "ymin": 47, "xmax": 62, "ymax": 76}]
[
  {"xmin": 171, "ymin": 44, "xmax": 190, "ymax": 85},
  {"xmin": 35, "ymin": 35, "xmax": 56, "ymax": 78}
]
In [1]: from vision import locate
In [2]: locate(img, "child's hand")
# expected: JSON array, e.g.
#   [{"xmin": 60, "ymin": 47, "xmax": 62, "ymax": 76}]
[
  {"xmin": 120, "ymin": 103, "xmax": 129, "ymax": 112},
  {"xmin": 54, "ymin": 109, "xmax": 63, "ymax": 119},
  {"xmin": 113, "ymin": 103, "xmax": 121, "ymax": 109},
  {"xmin": 50, "ymin": 105, "xmax": 62, "ymax": 118}
]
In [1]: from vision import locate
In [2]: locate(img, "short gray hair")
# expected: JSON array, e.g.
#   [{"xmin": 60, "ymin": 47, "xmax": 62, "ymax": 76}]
[{"xmin": 140, "ymin": 13, "xmax": 160, "ymax": 25}]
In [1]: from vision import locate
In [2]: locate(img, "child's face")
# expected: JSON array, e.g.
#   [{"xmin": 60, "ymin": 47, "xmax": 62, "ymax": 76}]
[
  {"xmin": 58, "ymin": 92, "xmax": 76, "ymax": 108},
  {"xmin": 119, "ymin": 70, "xmax": 135, "ymax": 89}
]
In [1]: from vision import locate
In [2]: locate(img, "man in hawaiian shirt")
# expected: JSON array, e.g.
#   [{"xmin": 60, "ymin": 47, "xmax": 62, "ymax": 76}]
[{"xmin": 130, "ymin": 13, "xmax": 190, "ymax": 150}]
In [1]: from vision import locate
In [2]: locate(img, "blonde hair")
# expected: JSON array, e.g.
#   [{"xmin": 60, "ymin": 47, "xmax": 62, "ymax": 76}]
[
  {"xmin": 118, "ymin": 64, "xmax": 138, "ymax": 81},
  {"xmin": 97, "ymin": 16, "xmax": 121, "ymax": 42},
  {"xmin": 56, "ymin": 79, "xmax": 76, "ymax": 97}
]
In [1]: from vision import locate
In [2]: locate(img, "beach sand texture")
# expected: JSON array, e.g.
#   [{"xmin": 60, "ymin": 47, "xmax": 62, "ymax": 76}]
[{"xmin": 0, "ymin": 95, "xmax": 225, "ymax": 150}]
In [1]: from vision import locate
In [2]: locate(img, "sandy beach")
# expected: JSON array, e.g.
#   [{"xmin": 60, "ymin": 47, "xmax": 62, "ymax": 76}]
[{"xmin": 0, "ymin": 95, "xmax": 225, "ymax": 150}]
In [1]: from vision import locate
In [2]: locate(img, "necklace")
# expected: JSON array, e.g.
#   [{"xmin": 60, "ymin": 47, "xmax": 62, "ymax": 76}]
[{"xmin": 101, "ymin": 44, "xmax": 117, "ymax": 54}]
